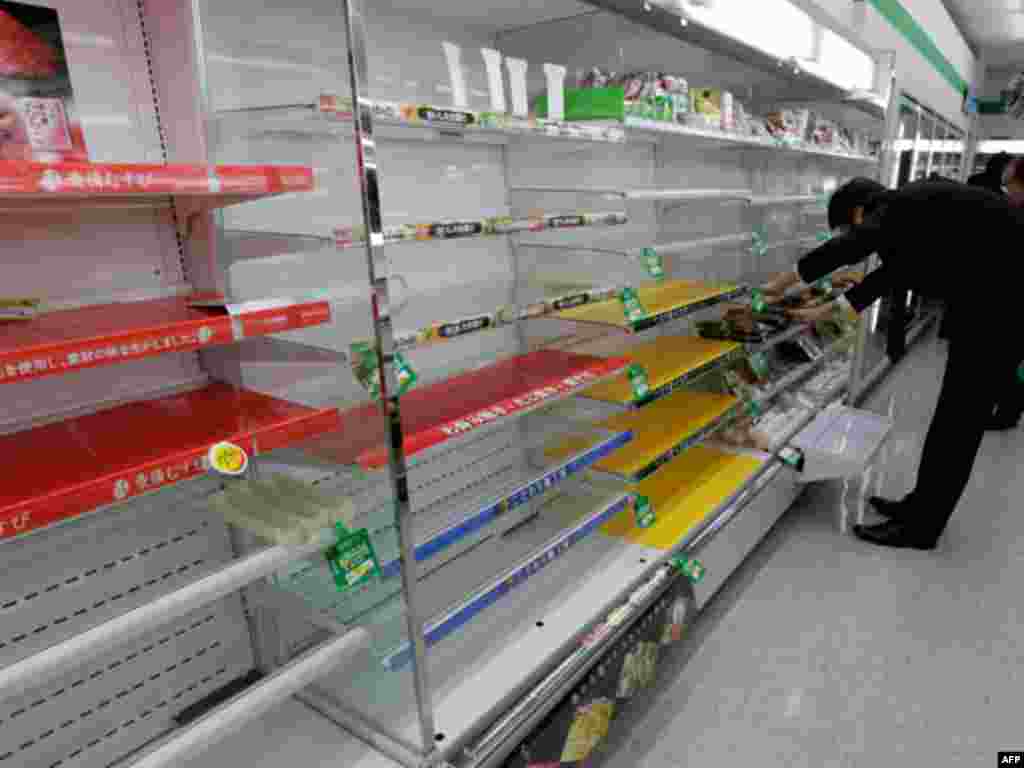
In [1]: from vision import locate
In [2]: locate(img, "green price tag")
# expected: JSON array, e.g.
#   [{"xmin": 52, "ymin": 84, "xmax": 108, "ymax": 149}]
[
  {"xmin": 641, "ymin": 247, "xmax": 665, "ymax": 281},
  {"xmin": 748, "ymin": 351, "xmax": 770, "ymax": 380},
  {"xmin": 816, "ymin": 230, "xmax": 833, "ymax": 243},
  {"xmin": 349, "ymin": 341, "xmax": 418, "ymax": 400},
  {"xmin": 326, "ymin": 527, "xmax": 381, "ymax": 593},
  {"xmin": 620, "ymin": 287, "xmax": 647, "ymax": 324},
  {"xmin": 627, "ymin": 364, "xmax": 650, "ymax": 400},
  {"xmin": 750, "ymin": 230, "xmax": 768, "ymax": 258},
  {"xmin": 671, "ymin": 556, "xmax": 706, "ymax": 584},
  {"xmin": 394, "ymin": 352, "xmax": 418, "ymax": 395},
  {"xmin": 750, "ymin": 288, "xmax": 767, "ymax": 314},
  {"xmin": 779, "ymin": 446, "xmax": 804, "ymax": 470},
  {"xmin": 633, "ymin": 494, "xmax": 656, "ymax": 529}
]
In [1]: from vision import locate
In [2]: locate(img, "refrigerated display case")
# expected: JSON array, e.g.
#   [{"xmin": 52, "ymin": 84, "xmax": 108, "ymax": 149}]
[{"xmin": 0, "ymin": 1, "xmax": 900, "ymax": 767}]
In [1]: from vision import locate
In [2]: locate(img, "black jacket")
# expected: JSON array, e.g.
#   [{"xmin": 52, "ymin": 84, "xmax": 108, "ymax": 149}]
[{"xmin": 798, "ymin": 180, "xmax": 1017, "ymax": 331}]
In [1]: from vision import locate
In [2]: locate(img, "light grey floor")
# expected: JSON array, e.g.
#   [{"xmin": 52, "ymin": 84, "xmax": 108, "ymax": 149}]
[{"xmin": 602, "ymin": 328, "xmax": 1024, "ymax": 768}]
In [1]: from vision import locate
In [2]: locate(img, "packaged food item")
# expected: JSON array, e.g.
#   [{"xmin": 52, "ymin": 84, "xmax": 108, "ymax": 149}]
[
  {"xmin": 16, "ymin": 97, "xmax": 72, "ymax": 152},
  {"xmin": 0, "ymin": 297, "xmax": 41, "ymax": 321},
  {"xmin": 622, "ymin": 72, "xmax": 646, "ymax": 118},
  {"xmin": 690, "ymin": 87, "xmax": 722, "ymax": 130},
  {"xmin": 810, "ymin": 115, "xmax": 838, "ymax": 148},
  {"xmin": 560, "ymin": 698, "xmax": 615, "ymax": 762},
  {"xmin": 721, "ymin": 90, "xmax": 735, "ymax": 132},
  {"xmin": 663, "ymin": 74, "xmax": 689, "ymax": 124},
  {"xmin": 794, "ymin": 108, "xmax": 811, "ymax": 142}
]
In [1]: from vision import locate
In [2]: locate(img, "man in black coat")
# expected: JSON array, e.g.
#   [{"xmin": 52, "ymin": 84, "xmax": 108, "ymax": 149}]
[
  {"xmin": 965, "ymin": 153, "xmax": 1023, "ymax": 430},
  {"xmin": 763, "ymin": 176, "xmax": 1023, "ymax": 550}
]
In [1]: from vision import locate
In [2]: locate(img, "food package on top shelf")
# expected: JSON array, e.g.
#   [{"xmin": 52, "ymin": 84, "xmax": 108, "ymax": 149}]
[
  {"xmin": 690, "ymin": 87, "xmax": 723, "ymax": 130},
  {"xmin": 721, "ymin": 91, "xmax": 735, "ymax": 132},
  {"xmin": 663, "ymin": 74, "xmax": 690, "ymax": 124},
  {"xmin": 765, "ymin": 108, "xmax": 808, "ymax": 145},
  {"xmin": 810, "ymin": 115, "xmax": 839, "ymax": 149},
  {"xmin": 580, "ymin": 67, "xmax": 613, "ymax": 88},
  {"xmin": 733, "ymin": 100, "xmax": 754, "ymax": 137}
]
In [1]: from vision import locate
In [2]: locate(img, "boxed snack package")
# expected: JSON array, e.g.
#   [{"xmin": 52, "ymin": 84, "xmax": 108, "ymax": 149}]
[
  {"xmin": 663, "ymin": 74, "xmax": 689, "ymax": 124},
  {"xmin": 690, "ymin": 87, "xmax": 723, "ymax": 130},
  {"xmin": 810, "ymin": 115, "xmax": 838, "ymax": 149}
]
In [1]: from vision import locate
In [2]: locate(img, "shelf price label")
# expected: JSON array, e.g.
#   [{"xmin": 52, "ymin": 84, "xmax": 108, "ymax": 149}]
[
  {"xmin": 619, "ymin": 287, "xmax": 647, "ymax": 324},
  {"xmin": 350, "ymin": 340, "xmax": 418, "ymax": 400},
  {"xmin": 627, "ymin": 364, "xmax": 650, "ymax": 401},
  {"xmin": 208, "ymin": 441, "xmax": 249, "ymax": 477},
  {"xmin": 750, "ymin": 229, "xmax": 768, "ymax": 258},
  {"xmin": 671, "ymin": 556, "xmax": 706, "ymax": 584},
  {"xmin": 640, "ymin": 247, "xmax": 665, "ymax": 281},
  {"xmin": 632, "ymin": 493, "xmax": 656, "ymax": 529},
  {"xmin": 750, "ymin": 288, "xmax": 767, "ymax": 313},
  {"xmin": 748, "ymin": 351, "xmax": 770, "ymax": 381},
  {"xmin": 779, "ymin": 446, "xmax": 805, "ymax": 470},
  {"xmin": 326, "ymin": 526, "xmax": 381, "ymax": 593}
]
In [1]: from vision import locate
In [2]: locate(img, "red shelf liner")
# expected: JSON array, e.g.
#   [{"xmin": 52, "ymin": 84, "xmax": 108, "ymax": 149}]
[
  {"xmin": 307, "ymin": 349, "xmax": 629, "ymax": 470},
  {"xmin": 0, "ymin": 296, "xmax": 331, "ymax": 385},
  {"xmin": 0, "ymin": 383, "xmax": 340, "ymax": 541},
  {"xmin": 0, "ymin": 160, "xmax": 314, "ymax": 199}
]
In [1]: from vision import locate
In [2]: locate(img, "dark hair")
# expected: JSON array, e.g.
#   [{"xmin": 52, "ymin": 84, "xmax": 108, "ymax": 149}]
[
  {"xmin": 827, "ymin": 177, "xmax": 887, "ymax": 230},
  {"xmin": 985, "ymin": 152, "xmax": 1013, "ymax": 179},
  {"xmin": 1006, "ymin": 157, "xmax": 1024, "ymax": 186}
]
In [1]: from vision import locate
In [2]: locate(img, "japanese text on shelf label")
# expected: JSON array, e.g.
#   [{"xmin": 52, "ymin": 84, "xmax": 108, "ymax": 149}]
[
  {"xmin": 0, "ymin": 328, "xmax": 218, "ymax": 382},
  {"xmin": 437, "ymin": 372, "xmax": 598, "ymax": 437}
]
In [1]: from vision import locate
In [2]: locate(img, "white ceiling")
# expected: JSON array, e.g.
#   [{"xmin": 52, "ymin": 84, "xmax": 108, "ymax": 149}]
[{"xmin": 943, "ymin": 0, "xmax": 1024, "ymax": 68}]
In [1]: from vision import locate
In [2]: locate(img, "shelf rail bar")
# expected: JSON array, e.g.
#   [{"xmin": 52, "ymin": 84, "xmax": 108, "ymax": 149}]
[
  {"xmin": 0, "ymin": 535, "xmax": 333, "ymax": 703},
  {"xmin": 121, "ymin": 628, "xmax": 370, "ymax": 768}
]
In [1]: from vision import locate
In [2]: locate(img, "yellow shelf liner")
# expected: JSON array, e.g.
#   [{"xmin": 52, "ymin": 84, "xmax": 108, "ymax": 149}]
[
  {"xmin": 546, "ymin": 388, "xmax": 738, "ymax": 479},
  {"xmin": 555, "ymin": 279, "xmax": 741, "ymax": 329},
  {"xmin": 584, "ymin": 335, "xmax": 741, "ymax": 405},
  {"xmin": 601, "ymin": 445, "xmax": 765, "ymax": 549}
]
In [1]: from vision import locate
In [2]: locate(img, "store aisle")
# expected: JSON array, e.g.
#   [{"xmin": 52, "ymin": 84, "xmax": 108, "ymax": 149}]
[{"xmin": 602, "ymin": 327, "xmax": 1024, "ymax": 767}]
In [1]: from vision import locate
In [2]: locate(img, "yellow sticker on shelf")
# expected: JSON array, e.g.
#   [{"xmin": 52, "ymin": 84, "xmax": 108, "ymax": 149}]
[{"xmin": 208, "ymin": 441, "xmax": 249, "ymax": 477}]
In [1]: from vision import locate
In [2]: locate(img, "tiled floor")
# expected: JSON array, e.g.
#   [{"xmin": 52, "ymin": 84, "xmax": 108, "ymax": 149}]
[{"xmin": 602, "ymin": 328, "xmax": 1024, "ymax": 767}]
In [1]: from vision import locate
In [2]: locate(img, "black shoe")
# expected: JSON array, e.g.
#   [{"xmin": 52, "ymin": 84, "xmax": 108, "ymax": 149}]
[
  {"xmin": 852, "ymin": 520, "xmax": 938, "ymax": 551},
  {"xmin": 988, "ymin": 411, "xmax": 1022, "ymax": 431},
  {"xmin": 868, "ymin": 496, "xmax": 911, "ymax": 520}
]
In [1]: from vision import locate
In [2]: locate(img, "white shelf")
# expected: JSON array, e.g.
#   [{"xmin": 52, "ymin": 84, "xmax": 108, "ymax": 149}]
[
  {"xmin": 749, "ymin": 194, "xmax": 822, "ymax": 206},
  {"xmin": 283, "ymin": 487, "xmax": 654, "ymax": 757},
  {"xmin": 509, "ymin": 184, "xmax": 754, "ymax": 202},
  {"xmin": 620, "ymin": 117, "xmax": 879, "ymax": 163},
  {"xmin": 179, "ymin": 698, "xmax": 403, "ymax": 768}
]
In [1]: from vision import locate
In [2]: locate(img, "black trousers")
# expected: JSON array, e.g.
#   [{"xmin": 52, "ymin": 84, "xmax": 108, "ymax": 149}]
[
  {"xmin": 901, "ymin": 336, "xmax": 1020, "ymax": 537},
  {"xmin": 994, "ymin": 365, "xmax": 1024, "ymax": 420}
]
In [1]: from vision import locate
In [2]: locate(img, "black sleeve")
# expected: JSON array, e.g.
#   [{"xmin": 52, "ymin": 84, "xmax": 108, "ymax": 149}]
[
  {"xmin": 796, "ymin": 207, "xmax": 885, "ymax": 284},
  {"xmin": 842, "ymin": 265, "xmax": 893, "ymax": 313}
]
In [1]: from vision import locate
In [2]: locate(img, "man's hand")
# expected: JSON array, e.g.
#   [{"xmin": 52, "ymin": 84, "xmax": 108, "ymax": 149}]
[
  {"xmin": 761, "ymin": 270, "xmax": 800, "ymax": 299},
  {"xmin": 787, "ymin": 303, "xmax": 835, "ymax": 325}
]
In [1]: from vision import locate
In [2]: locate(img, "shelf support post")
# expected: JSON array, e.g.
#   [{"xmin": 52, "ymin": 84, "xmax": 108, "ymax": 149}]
[{"xmin": 339, "ymin": 0, "xmax": 438, "ymax": 757}]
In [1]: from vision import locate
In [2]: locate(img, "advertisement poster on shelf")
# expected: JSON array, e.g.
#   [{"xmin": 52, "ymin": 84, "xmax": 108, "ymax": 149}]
[
  {"xmin": 503, "ymin": 581, "xmax": 690, "ymax": 768},
  {"xmin": 0, "ymin": 0, "xmax": 86, "ymax": 162}
]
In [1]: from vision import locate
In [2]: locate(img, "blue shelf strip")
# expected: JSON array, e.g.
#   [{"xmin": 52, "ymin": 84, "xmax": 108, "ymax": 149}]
[
  {"xmin": 377, "ymin": 428, "xmax": 633, "ymax": 580},
  {"xmin": 382, "ymin": 492, "xmax": 632, "ymax": 671}
]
